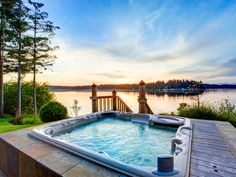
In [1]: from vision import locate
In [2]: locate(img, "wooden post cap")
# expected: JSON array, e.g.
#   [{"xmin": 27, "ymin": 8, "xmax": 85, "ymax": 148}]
[
  {"xmin": 92, "ymin": 83, "xmax": 96, "ymax": 87},
  {"xmin": 139, "ymin": 80, "xmax": 145, "ymax": 85},
  {"xmin": 112, "ymin": 90, "xmax": 116, "ymax": 94}
]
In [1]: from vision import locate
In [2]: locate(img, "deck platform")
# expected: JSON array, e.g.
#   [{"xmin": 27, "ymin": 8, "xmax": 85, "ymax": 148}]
[
  {"xmin": 190, "ymin": 120, "xmax": 236, "ymax": 177},
  {"xmin": 0, "ymin": 119, "xmax": 236, "ymax": 177}
]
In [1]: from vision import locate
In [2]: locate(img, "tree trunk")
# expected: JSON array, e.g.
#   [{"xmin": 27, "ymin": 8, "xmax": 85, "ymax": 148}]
[
  {"xmin": 0, "ymin": 41, "xmax": 3, "ymax": 117},
  {"xmin": 17, "ymin": 18, "xmax": 22, "ymax": 118},
  {"xmin": 16, "ymin": 2, "xmax": 23, "ymax": 119},
  {"xmin": 0, "ymin": 7, "xmax": 4, "ymax": 118},
  {"xmin": 33, "ymin": 63, "xmax": 37, "ymax": 116},
  {"xmin": 17, "ymin": 48, "xmax": 21, "ymax": 118},
  {"xmin": 33, "ymin": 9, "xmax": 37, "ymax": 116}
]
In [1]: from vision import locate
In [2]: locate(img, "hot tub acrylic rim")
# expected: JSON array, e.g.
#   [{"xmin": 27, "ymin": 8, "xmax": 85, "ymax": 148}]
[{"xmin": 30, "ymin": 111, "xmax": 192, "ymax": 177}]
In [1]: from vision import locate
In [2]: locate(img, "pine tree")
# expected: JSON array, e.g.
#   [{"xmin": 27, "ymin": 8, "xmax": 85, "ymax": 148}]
[
  {"xmin": 0, "ymin": 1, "xmax": 5, "ymax": 117},
  {"xmin": 0, "ymin": 0, "xmax": 17, "ymax": 117},
  {"xmin": 1, "ymin": 0, "xmax": 58, "ymax": 118},
  {"xmin": 28, "ymin": 0, "xmax": 59, "ymax": 116},
  {"xmin": 5, "ymin": 0, "xmax": 31, "ymax": 118}
]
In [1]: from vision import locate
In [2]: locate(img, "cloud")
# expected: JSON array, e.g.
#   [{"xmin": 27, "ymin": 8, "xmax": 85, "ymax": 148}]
[
  {"xmin": 54, "ymin": 1, "xmax": 236, "ymax": 66},
  {"xmin": 91, "ymin": 72, "xmax": 126, "ymax": 79},
  {"xmin": 101, "ymin": 45, "xmax": 177, "ymax": 63},
  {"xmin": 170, "ymin": 57, "xmax": 236, "ymax": 82},
  {"xmin": 206, "ymin": 57, "xmax": 236, "ymax": 79},
  {"xmin": 28, "ymin": 0, "xmax": 236, "ymax": 84}
]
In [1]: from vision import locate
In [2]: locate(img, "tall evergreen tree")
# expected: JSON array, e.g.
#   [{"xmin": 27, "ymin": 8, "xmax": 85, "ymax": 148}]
[
  {"xmin": 0, "ymin": 1, "xmax": 5, "ymax": 117},
  {"xmin": 5, "ymin": 0, "xmax": 31, "ymax": 118},
  {"xmin": 28, "ymin": 0, "xmax": 59, "ymax": 116},
  {"xmin": 1, "ymin": 0, "xmax": 58, "ymax": 118},
  {"xmin": 0, "ymin": 0, "xmax": 17, "ymax": 117}
]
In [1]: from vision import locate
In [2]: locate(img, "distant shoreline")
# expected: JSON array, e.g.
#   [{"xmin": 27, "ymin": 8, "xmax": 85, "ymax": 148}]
[
  {"xmin": 48, "ymin": 87, "xmax": 236, "ymax": 95},
  {"xmin": 48, "ymin": 83, "xmax": 236, "ymax": 91},
  {"xmin": 48, "ymin": 82, "xmax": 236, "ymax": 95}
]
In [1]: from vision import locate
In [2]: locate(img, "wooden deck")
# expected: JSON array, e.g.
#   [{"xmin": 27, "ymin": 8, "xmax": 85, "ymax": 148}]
[{"xmin": 190, "ymin": 120, "xmax": 236, "ymax": 177}]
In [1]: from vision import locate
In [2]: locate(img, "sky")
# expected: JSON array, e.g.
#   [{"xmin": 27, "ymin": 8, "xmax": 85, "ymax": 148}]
[{"xmin": 6, "ymin": 0, "xmax": 236, "ymax": 85}]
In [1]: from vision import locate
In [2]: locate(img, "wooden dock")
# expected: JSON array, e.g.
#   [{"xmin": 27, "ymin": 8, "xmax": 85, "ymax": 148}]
[{"xmin": 190, "ymin": 120, "xmax": 236, "ymax": 177}]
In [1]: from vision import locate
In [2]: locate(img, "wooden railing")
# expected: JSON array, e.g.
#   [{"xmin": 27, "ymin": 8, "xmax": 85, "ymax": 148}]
[
  {"xmin": 94, "ymin": 94, "xmax": 150, "ymax": 113},
  {"xmin": 138, "ymin": 80, "xmax": 154, "ymax": 114},
  {"xmin": 97, "ymin": 96, "xmax": 112, "ymax": 111},
  {"xmin": 96, "ymin": 95, "xmax": 132, "ymax": 112},
  {"xmin": 91, "ymin": 87, "xmax": 133, "ymax": 113},
  {"xmin": 146, "ymin": 103, "xmax": 154, "ymax": 114},
  {"xmin": 116, "ymin": 96, "xmax": 133, "ymax": 112},
  {"xmin": 91, "ymin": 82, "xmax": 153, "ymax": 114}
]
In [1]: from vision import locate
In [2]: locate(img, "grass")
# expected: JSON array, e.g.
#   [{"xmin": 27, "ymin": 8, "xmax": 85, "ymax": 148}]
[{"xmin": 0, "ymin": 114, "xmax": 43, "ymax": 134}]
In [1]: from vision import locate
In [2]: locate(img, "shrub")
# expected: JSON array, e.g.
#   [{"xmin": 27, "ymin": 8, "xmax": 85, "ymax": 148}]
[
  {"xmin": 10, "ymin": 114, "xmax": 43, "ymax": 125},
  {"xmin": 40, "ymin": 101, "xmax": 68, "ymax": 122},
  {"xmin": 178, "ymin": 103, "xmax": 217, "ymax": 120},
  {"xmin": 216, "ymin": 99, "xmax": 236, "ymax": 127},
  {"xmin": 178, "ymin": 99, "xmax": 236, "ymax": 127},
  {"xmin": 19, "ymin": 115, "xmax": 43, "ymax": 125},
  {"xmin": 4, "ymin": 81, "xmax": 54, "ymax": 115},
  {"xmin": 159, "ymin": 112, "xmax": 175, "ymax": 116},
  {"xmin": 70, "ymin": 99, "xmax": 81, "ymax": 117}
]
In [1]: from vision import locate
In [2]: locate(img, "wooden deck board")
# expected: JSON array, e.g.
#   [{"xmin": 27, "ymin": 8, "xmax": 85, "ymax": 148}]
[
  {"xmin": 192, "ymin": 148, "xmax": 233, "ymax": 158},
  {"xmin": 191, "ymin": 159, "xmax": 236, "ymax": 174},
  {"xmin": 190, "ymin": 168, "xmax": 222, "ymax": 177},
  {"xmin": 190, "ymin": 120, "xmax": 236, "ymax": 177},
  {"xmin": 192, "ymin": 138, "xmax": 230, "ymax": 148},
  {"xmin": 192, "ymin": 142, "xmax": 230, "ymax": 151},
  {"xmin": 192, "ymin": 140, "xmax": 232, "ymax": 150},
  {"xmin": 191, "ymin": 153, "xmax": 236, "ymax": 167},
  {"xmin": 191, "ymin": 162, "xmax": 236, "ymax": 177}
]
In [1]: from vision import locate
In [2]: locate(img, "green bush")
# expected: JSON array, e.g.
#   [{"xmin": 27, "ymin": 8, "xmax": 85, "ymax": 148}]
[
  {"xmin": 19, "ymin": 115, "xmax": 43, "ymax": 125},
  {"xmin": 216, "ymin": 99, "xmax": 236, "ymax": 127},
  {"xmin": 4, "ymin": 81, "xmax": 54, "ymax": 115},
  {"xmin": 40, "ymin": 101, "xmax": 68, "ymax": 122},
  {"xmin": 178, "ymin": 99, "xmax": 236, "ymax": 127},
  {"xmin": 178, "ymin": 104, "xmax": 217, "ymax": 120}
]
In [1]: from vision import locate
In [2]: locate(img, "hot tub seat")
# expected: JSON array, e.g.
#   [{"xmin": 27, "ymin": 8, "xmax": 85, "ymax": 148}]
[{"xmin": 150, "ymin": 116, "xmax": 185, "ymax": 126}]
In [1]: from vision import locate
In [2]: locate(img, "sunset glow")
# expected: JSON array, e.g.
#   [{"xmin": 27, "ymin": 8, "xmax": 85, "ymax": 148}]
[{"xmin": 5, "ymin": 0, "xmax": 236, "ymax": 85}]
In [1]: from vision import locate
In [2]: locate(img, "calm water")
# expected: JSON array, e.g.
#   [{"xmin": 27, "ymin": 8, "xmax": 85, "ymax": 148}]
[
  {"xmin": 54, "ymin": 89, "xmax": 236, "ymax": 116},
  {"xmin": 54, "ymin": 118, "xmax": 177, "ymax": 167}
]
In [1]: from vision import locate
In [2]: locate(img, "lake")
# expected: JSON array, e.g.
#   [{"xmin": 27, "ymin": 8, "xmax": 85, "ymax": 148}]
[{"xmin": 53, "ymin": 89, "xmax": 236, "ymax": 116}]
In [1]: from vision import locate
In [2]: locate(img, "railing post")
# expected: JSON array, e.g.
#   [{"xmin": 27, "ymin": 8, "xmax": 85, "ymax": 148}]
[
  {"xmin": 112, "ymin": 90, "xmax": 117, "ymax": 111},
  {"xmin": 91, "ymin": 83, "xmax": 98, "ymax": 113},
  {"xmin": 138, "ymin": 80, "xmax": 147, "ymax": 113}
]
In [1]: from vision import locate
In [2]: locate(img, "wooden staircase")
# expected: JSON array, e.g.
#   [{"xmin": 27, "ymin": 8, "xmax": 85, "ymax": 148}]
[
  {"xmin": 94, "ymin": 95, "xmax": 133, "ymax": 112},
  {"xmin": 91, "ymin": 87, "xmax": 133, "ymax": 113},
  {"xmin": 146, "ymin": 103, "xmax": 154, "ymax": 114},
  {"xmin": 91, "ymin": 81, "xmax": 154, "ymax": 114}
]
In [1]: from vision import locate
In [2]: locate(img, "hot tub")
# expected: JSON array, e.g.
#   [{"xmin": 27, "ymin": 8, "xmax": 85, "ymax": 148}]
[{"xmin": 30, "ymin": 111, "xmax": 192, "ymax": 177}]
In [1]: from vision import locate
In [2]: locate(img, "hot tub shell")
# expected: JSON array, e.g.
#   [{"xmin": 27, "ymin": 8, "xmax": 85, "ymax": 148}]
[{"xmin": 30, "ymin": 111, "xmax": 192, "ymax": 177}]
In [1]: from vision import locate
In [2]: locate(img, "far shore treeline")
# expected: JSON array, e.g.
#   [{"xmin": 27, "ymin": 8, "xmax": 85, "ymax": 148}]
[{"xmin": 48, "ymin": 79, "xmax": 236, "ymax": 92}]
